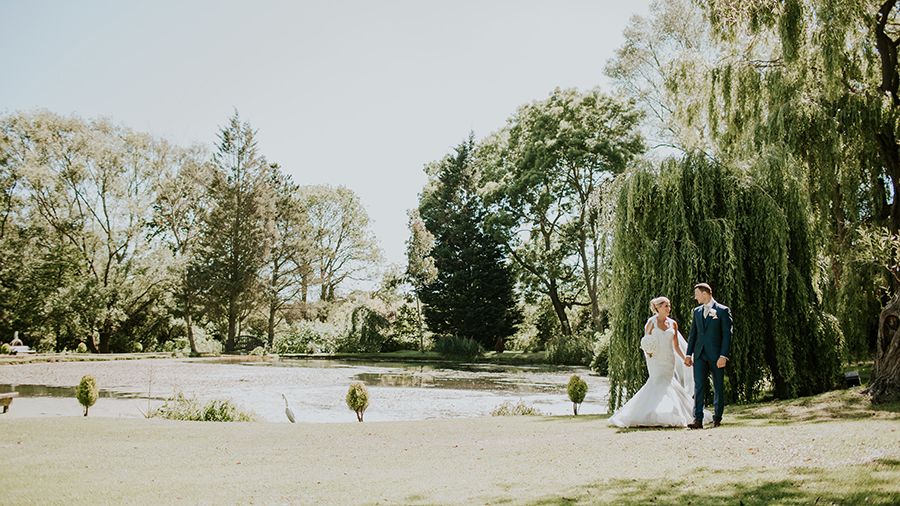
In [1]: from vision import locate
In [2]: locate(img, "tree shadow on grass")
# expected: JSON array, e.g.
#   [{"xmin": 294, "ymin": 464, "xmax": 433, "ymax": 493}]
[
  {"xmin": 729, "ymin": 388, "xmax": 900, "ymax": 424},
  {"xmin": 525, "ymin": 414, "xmax": 610, "ymax": 425},
  {"xmin": 520, "ymin": 460, "xmax": 900, "ymax": 506}
]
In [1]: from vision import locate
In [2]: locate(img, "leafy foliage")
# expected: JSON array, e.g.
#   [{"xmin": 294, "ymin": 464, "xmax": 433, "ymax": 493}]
[
  {"xmin": 192, "ymin": 111, "xmax": 275, "ymax": 353},
  {"xmin": 405, "ymin": 208, "xmax": 437, "ymax": 352},
  {"xmin": 346, "ymin": 382, "xmax": 369, "ymax": 422},
  {"xmin": 567, "ymin": 375, "xmax": 588, "ymax": 415},
  {"xmin": 419, "ymin": 135, "xmax": 521, "ymax": 349},
  {"xmin": 343, "ymin": 305, "xmax": 391, "ymax": 353},
  {"xmin": 1, "ymin": 110, "xmax": 177, "ymax": 353},
  {"xmin": 273, "ymin": 319, "xmax": 342, "ymax": 355},
  {"xmin": 490, "ymin": 400, "xmax": 543, "ymax": 416},
  {"xmin": 607, "ymin": 155, "xmax": 842, "ymax": 410},
  {"xmin": 76, "ymin": 375, "xmax": 98, "ymax": 416},
  {"xmin": 590, "ymin": 328, "xmax": 612, "ymax": 376},
  {"xmin": 152, "ymin": 391, "xmax": 261, "ymax": 422},
  {"xmin": 481, "ymin": 88, "xmax": 645, "ymax": 335},
  {"xmin": 432, "ymin": 335, "xmax": 484, "ymax": 361},
  {"xmin": 546, "ymin": 331, "xmax": 595, "ymax": 366}
]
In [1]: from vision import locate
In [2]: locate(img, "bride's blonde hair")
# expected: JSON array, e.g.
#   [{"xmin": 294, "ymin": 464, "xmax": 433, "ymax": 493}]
[{"xmin": 650, "ymin": 296, "xmax": 670, "ymax": 315}]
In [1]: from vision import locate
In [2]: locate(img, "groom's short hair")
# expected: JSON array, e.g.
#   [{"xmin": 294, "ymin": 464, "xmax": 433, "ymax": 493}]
[{"xmin": 694, "ymin": 283, "xmax": 712, "ymax": 294}]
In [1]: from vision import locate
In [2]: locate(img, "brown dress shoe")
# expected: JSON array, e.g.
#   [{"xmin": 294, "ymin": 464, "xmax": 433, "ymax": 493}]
[
  {"xmin": 687, "ymin": 420, "xmax": 703, "ymax": 429},
  {"xmin": 712, "ymin": 421, "xmax": 722, "ymax": 428}
]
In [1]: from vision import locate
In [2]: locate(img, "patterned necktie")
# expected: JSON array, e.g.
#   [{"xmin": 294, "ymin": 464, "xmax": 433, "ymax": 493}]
[{"xmin": 703, "ymin": 304, "xmax": 710, "ymax": 318}]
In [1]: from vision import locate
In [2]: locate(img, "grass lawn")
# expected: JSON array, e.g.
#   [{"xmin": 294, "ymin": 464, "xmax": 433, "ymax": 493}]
[{"xmin": 1, "ymin": 387, "xmax": 898, "ymax": 505}]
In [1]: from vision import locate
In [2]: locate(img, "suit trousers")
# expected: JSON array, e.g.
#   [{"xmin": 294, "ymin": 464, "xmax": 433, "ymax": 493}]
[{"xmin": 693, "ymin": 358, "xmax": 725, "ymax": 422}]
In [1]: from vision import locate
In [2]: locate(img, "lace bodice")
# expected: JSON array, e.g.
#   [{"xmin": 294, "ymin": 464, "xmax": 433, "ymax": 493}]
[{"xmin": 642, "ymin": 317, "xmax": 676, "ymax": 376}]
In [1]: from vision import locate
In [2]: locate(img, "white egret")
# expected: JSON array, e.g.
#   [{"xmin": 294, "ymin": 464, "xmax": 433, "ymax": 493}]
[{"xmin": 281, "ymin": 394, "xmax": 296, "ymax": 423}]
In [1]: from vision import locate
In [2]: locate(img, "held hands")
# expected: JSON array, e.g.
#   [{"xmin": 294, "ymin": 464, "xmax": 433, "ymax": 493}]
[{"xmin": 683, "ymin": 356, "xmax": 727, "ymax": 368}]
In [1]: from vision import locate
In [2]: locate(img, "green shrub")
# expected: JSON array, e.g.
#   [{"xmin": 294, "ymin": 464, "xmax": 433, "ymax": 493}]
[
  {"xmin": 533, "ymin": 300, "xmax": 563, "ymax": 349},
  {"xmin": 567, "ymin": 375, "xmax": 588, "ymax": 415},
  {"xmin": 274, "ymin": 320, "xmax": 342, "ymax": 355},
  {"xmin": 76, "ymin": 342, "xmax": 88, "ymax": 354},
  {"xmin": 590, "ymin": 328, "xmax": 612, "ymax": 376},
  {"xmin": 132, "ymin": 342, "xmax": 143, "ymax": 353},
  {"xmin": 433, "ymin": 335, "xmax": 484, "ymax": 361},
  {"xmin": 152, "ymin": 392, "xmax": 261, "ymax": 422},
  {"xmin": 249, "ymin": 346, "xmax": 267, "ymax": 356},
  {"xmin": 76, "ymin": 375, "xmax": 99, "ymax": 416},
  {"xmin": 346, "ymin": 382, "xmax": 370, "ymax": 422},
  {"xmin": 546, "ymin": 331, "xmax": 595, "ymax": 366},
  {"xmin": 201, "ymin": 398, "xmax": 261, "ymax": 422},
  {"xmin": 342, "ymin": 305, "xmax": 391, "ymax": 353},
  {"xmin": 491, "ymin": 400, "xmax": 543, "ymax": 416},
  {"xmin": 1, "ymin": 343, "xmax": 10, "ymax": 355}
]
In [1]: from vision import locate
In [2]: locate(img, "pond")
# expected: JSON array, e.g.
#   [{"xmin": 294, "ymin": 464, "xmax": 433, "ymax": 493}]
[{"xmin": 0, "ymin": 357, "xmax": 610, "ymax": 423}]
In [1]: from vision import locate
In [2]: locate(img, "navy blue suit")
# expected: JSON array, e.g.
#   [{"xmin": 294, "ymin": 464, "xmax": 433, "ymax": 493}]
[{"xmin": 686, "ymin": 301, "xmax": 733, "ymax": 422}]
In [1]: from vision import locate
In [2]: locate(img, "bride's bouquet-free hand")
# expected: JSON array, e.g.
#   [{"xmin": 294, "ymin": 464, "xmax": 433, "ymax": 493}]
[{"xmin": 640, "ymin": 334, "xmax": 659, "ymax": 356}]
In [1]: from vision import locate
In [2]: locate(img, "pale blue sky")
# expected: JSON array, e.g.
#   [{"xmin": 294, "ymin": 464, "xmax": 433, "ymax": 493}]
[{"xmin": 1, "ymin": 0, "xmax": 653, "ymax": 277}]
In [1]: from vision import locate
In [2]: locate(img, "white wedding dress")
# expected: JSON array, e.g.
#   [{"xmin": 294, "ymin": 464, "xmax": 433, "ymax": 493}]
[{"xmin": 608, "ymin": 317, "xmax": 713, "ymax": 428}]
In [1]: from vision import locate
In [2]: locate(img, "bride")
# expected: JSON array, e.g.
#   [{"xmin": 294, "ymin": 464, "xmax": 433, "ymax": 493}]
[{"xmin": 608, "ymin": 296, "xmax": 712, "ymax": 428}]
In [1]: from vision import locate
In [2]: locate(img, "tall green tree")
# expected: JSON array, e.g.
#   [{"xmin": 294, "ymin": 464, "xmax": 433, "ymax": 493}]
[
  {"xmin": 193, "ymin": 112, "xmax": 275, "ymax": 352},
  {"xmin": 299, "ymin": 184, "xmax": 381, "ymax": 305},
  {"xmin": 481, "ymin": 88, "xmax": 645, "ymax": 334},
  {"xmin": 152, "ymin": 143, "xmax": 212, "ymax": 355},
  {"xmin": 3, "ymin": 110, "xmax": 174, "ymax": 353},
  {"xmin": 261, "ymin": 165, "xmax": 305, "ymax": 347},
  {"xmin": 605, "ymin": 0, "xmax": 720, "ymax": 154},
  {"xmin": 405, "ymin": 208, "xmax": 437, "ymax": 352},
  {"xmin": 607, "ymin": 154, "xmax": 842, "ymax": 410},
  {"xmin": 419, "ymin": 135, "xmax": 521, "ymax": 349}
]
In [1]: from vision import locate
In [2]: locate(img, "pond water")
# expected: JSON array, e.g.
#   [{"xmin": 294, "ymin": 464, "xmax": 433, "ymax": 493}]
[{"xmin": 0, "ymin": 358, "xmax": 610, "ymax": 423}]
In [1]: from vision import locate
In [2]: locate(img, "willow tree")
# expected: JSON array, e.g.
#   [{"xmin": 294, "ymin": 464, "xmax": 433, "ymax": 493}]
[
  {"xmin": 691, "ymin": 0, "xmax": 900, "ymax": 399},
  {"xmin": 607, "ymin": 154, "xmax": 842, "ymax": 410}
]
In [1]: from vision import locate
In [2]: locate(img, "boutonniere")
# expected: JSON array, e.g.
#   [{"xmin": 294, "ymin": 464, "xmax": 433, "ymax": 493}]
[{"xmin": 709, "ymin": 308, "xmax": 718, "ymax": 319}]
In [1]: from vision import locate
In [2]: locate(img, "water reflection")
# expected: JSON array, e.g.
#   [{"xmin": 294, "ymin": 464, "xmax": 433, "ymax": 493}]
[
  {"xmin": 0, "ymin": 384, "xmax": 161, "ymax": 400},
  {"xmin": 0, "ymin": 358, "xmax": 610, "ymax": 422},
  {"xmin": 275, "ymin": 359, "xmax": 577, "ymax": 393}
]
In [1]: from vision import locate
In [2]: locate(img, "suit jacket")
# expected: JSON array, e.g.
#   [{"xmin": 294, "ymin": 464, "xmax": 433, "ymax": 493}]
[{"xmin": 686, "ymin": 301, "xmax": 733, "ymax": 362}]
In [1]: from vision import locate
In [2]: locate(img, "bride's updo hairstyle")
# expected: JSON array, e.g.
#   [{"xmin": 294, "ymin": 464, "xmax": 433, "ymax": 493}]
[{"xmin": 650, "ymin": 296, "xmax": 670, "ymax": 315}]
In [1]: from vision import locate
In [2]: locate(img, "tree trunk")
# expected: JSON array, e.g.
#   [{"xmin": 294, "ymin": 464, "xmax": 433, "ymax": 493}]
[
  {"xmin": 185, "ymin": 310, "xmax": 197, "ymax": 355},
  {"xmin": 864, "ymin": 292, "xmax": 900, "ymax": 403},
  {"xmin": 415, "ymin": 290, "xmax": 425, "ymax": 353},
  {"xmin": 184, "ymin": 284, "xmax": 198, "ymax": 354},
  {"xmin": 227, "ymin": 300, "xmax": 237, "ymax": 353},
  {"xmin": 578, "ymin": 240, "xmax": 600, "ymax": 330},
  {"xmin": 548, "ymin": 280, "xmax": 572, "ymax": 336},
  {"xmin": 300, "ymin": 277, "xmax": 309, "ymax": 319},
  {"xmin": 86, "ymin": 333, "xmax": 99, "ymax": 354},
  {"xmin": 98, "ymin": 318, "xmax": 112, "ymax": 354},
  {"xmin": 267, "ymin": 302, "xmax": 276, "ymax": 349}
]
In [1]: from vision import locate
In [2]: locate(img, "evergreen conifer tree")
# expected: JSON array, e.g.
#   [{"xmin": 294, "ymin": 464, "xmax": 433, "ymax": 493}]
[{"xmin": 419, "ymin": 135, "xmax": 521, "ymax": 350}]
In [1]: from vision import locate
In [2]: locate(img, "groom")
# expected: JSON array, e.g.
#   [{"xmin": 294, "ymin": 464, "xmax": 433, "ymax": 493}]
[{"xmin": 684, "ymin": 283, "xmax": 733, "ymax": 429}]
